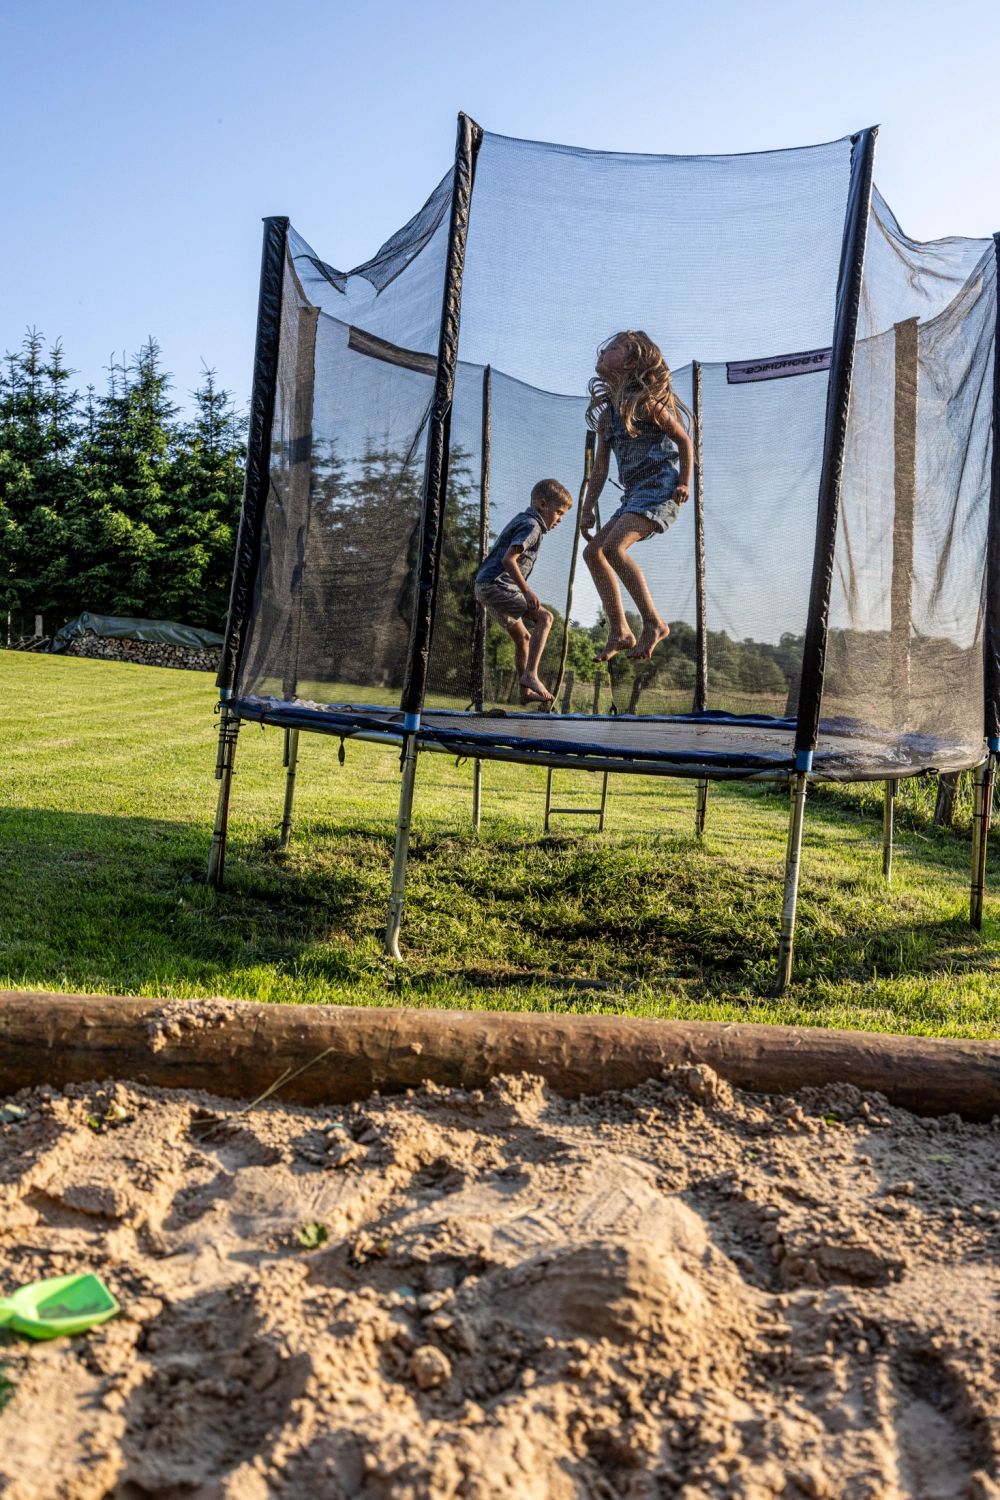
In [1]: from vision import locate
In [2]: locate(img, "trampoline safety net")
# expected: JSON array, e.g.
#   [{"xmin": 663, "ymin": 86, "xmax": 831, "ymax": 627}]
[{"xmin": 223, "ymin": 120, "xmax": 999, "ymax": 783}]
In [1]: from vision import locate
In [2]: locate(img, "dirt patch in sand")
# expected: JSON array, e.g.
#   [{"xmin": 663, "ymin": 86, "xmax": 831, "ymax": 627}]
[{"xmin": 1, "ymin": 1066, "xmax": 1000, "ymax": 1498}]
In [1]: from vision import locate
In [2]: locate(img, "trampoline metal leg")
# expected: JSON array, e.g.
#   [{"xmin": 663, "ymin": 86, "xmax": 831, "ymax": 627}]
[
  {"xmin": 472, "ymin": 758, "xmax": 483, "ymax": 833},
  {"xmin": 279, "ymin": 727, "xmax": 299, "ymax": 850},
  {"xmin": 385, "ymin": 735, "xmax": 419, "ymax": 960},
  {"xmin": 544, "ymin": 767, "xmax": 554, "ymax": 833},
  {"xmin": 882, "ymin": 779, "xmax": 896, "ymax": 885},
  {"xmin": 695, "ymin": 778, "xmax": 709, "ymax": 838},
  {"xmin": 207, "ymin": 709, "xmax": 240, "ymax": 890},
  {"xmin": 971, "ymin": 756, "xmax": 994, "ymax": 931},
  {"xmin": 598, "ymin": 771, "xmax": 609, "ymax": 833},
  {"xmin": 771, "ymin": 771, "xmax": 808, "ymax": 996}
]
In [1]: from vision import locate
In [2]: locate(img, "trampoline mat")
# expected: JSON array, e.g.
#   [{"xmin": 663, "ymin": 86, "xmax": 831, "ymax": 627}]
[{"xmin": 232, "ymin": 698, "xmax": 982, "ymax": 782}]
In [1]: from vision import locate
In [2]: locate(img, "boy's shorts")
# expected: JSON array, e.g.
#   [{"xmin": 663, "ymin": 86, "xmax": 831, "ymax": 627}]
[{"xmin": 475, "ymin": 577, "xmax": 529, "ymax": 620}]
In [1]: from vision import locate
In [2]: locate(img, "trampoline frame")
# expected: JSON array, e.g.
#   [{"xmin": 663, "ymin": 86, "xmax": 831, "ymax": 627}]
[{"xmin": 209, "ymin": 117, "xmax": 1000, "ymax": 991}]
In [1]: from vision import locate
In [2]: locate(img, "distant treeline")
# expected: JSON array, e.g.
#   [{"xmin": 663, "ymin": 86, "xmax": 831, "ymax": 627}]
[{"xmin": 0, "ymin": 333, "xmax": 246, "ymax": 635}]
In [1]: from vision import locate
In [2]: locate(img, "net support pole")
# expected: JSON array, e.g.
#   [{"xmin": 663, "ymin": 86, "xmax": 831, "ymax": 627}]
[
  {"xmin": 470, "ymin": 365, "xmax": 492, "ymax": 712},
  {"xmin": 282, "ymin": 292, "xmax": 320, "ymax": 703},
  {"xmin": 386, "ymin": 736, "xmax": 419, "ymax": 960},
  {"xmin": 692, "ymin": 360, "xmax": 710, "ymax": 836},
  {"xmin": 598, "ymin": 771, "xmax": 609, "ymax": 833},
  {"xmin": 692, "ymin": 360, "xmax": 708, "ymax": 714},
  {"xmin": 779, "ymin": 125, "xmax": 877, "ymax": 993},
  {"xmin": 279, "ymin": 727, "xmax": 300, "ymax": 850},
  {"xmin": 217, "ymin": 216, "xmax": 289, "ymax": 700},
  {"xmin": 891, "ymin": 318, "xmax": 918, "ymax": 731},
  {"xmin": 209, "ymin": 217, "xmax": 286, "ymax": 886},
  {"xmin": 470, "ymin": 365, "xmax": 491, "ymax": 822},
  {"xmin": 882, "ymin": 779, "xmax": 896, "ymax": 884},
  {"xmin": 400, "ymin": 112, "xmax": 482, "ymax": 720},
  {"xmin": 772, "ymin": 772, "xmax": 809, "ymax": 995},
  {"xmin": 695, "ymin": 780, "xmax": 709, "ymax": 838},
  {"xmin": 795, "ymin": 128, "xmax": 877, "ymax": 758},
  {"xmin": 551, "ymin": 430, "xmax": 596, "ymax": 710},
  {"xmin": 978, "ymin": 232, "xmax": 1000, "ymax": 925},
  {"xmin": 388, "ymin": 112, "xmax": 481, "ymax": 954},
  {"xmin": 472, "ymin": 757, "xmax": 483, "ymax": 833},
  {"xmin": 207, "ymin": 708, "xmax": 241, "ymax": 889}
]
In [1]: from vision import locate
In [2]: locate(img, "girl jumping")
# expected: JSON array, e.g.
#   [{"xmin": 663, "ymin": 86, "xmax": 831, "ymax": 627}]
[{"xmin": 581, "ymin": 330, "xmax": 693, "ymax": 660}]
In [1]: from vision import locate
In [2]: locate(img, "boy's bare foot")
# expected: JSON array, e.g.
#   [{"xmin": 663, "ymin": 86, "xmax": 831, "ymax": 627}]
[
  {"xmin": 597, "ymin": 630, "xmax": 636, "ymax": 662},
  {"xmin": 628, "ymin": 621, "xmax": 670, "ymax": 660},
  {"xmin": 519, "ymin": 672, "xmax": 554, "ymax": 704}
]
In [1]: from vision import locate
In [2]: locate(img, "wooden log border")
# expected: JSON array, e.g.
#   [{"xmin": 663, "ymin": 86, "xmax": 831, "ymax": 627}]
[{"xmin": 1, "ymin": 991, "xmax": 998, "ymax": 1121}]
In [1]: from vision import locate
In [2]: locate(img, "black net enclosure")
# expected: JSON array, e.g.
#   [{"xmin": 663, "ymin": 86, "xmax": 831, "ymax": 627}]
[{"xmin": 209, "ymin": 114, "xmax": 1000, "ymax": 983}]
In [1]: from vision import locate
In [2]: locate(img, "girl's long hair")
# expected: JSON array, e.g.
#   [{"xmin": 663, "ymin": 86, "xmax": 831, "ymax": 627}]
[{"xmin": 586, "ymin": 330, "xmax": 691, "ymax": 438}]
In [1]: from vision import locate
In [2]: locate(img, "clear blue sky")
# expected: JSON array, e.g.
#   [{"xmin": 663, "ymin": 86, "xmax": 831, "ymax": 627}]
[{"xmin": 2, "ymin": 0, "xmax": 998, "ymax": 412}]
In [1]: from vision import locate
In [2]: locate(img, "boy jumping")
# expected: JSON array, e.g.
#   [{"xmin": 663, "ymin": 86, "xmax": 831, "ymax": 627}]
[{"xmin": 474, "ymin": 478, "xmax": 573, "ymax": 704}]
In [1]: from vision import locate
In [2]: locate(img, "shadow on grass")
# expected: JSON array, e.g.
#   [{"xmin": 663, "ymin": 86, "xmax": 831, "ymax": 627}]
[
  {"xmin": 0, "ymin": 806, "xmax": 384, "ymax": 995},
  {"xmin": 0, "ymin": 802, "xmax": 996, "ymax": 1003}
]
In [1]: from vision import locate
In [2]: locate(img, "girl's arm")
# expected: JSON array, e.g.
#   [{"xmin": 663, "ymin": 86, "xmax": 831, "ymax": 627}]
[
  {"xmin": 580, "ymin": 433, "xmax": 610, "ymax": 539},
  {"xmin": 648, "ymin": 402, "xmax": 692, "ymax": 503}
]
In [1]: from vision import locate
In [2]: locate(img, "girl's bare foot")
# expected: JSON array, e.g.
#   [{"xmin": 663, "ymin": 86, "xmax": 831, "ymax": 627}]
[
  {"xmin": 519, "ymin": 672, "xmax": 554, "ymax": 704},
  {"xmin": 597, "ymin": 630, "xmax": 636, "ymax": 662},
  {"xmin": 628, "ymin": 620, "xmax": 670, "ymax": 660}
]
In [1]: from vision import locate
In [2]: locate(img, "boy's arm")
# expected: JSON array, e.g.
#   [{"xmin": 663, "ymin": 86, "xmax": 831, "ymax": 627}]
[
  {"xmin": 502, "ymin": 544, "xmax": 541, "ymax": 613},
  {"xmin": 581, "ymin": 434, "xmax": 610, "ymax": 538}
]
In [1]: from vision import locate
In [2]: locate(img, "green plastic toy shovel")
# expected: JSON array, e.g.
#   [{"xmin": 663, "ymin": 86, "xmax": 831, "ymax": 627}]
[{"xmin": 0, "ymin": 1273, "xmax": 119, "ymax": 1339}]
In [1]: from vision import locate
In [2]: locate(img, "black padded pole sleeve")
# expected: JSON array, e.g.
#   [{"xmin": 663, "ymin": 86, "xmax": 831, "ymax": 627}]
[
  {"xmin": 217, "ymin": 216, "xmax": 289, "ymax": 694},
  {"xmin": 794, "ymin": 128, "xmax": 878, "ymax": 760},
  {"xmin": 691, "ymin": 360, "xmax": 708, "ymax": 715},
  {"xmin": 402, "ymin": 113, "xmax": 483, "ymax": 717},
  {"xmin": 984, "ymin": 232, "xmax": 1000, "ymax": 748},
  {"xmin": 470, "ymin": 364, "xmax": 492, "ymax": 711}
]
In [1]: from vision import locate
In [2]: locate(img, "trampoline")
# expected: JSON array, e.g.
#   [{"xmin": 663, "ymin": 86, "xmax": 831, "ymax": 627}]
[{"xmin": 208, "ymin": 116, "xmax": 1000, "ymax": 989}]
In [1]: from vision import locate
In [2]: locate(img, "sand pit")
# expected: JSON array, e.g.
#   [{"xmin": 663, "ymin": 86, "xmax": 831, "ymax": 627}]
[{"xmin": 1, "ymin": 1066, "xmax": 1000, "ymax": 1499}]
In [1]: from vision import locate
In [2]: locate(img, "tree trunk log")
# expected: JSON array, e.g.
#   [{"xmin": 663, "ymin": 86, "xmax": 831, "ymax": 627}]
[
  {"xmin": 934, "ymin": 771, "xmax": 960, "ymax": 827},
  {"xmin": 1, "ymin": 990, "xmax": 999, "ymax": 1120}
]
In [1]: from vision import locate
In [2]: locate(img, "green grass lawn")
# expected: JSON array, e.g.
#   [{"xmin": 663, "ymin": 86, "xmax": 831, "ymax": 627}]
[{"xmin": 2, "ymin": 651, "xmax": 999, "ymax": 1034}]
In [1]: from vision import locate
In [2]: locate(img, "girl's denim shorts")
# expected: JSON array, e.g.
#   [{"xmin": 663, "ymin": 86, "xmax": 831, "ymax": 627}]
[{"xmin": 609, "ymin": 466, "xmax": 681, "ymax": 539}]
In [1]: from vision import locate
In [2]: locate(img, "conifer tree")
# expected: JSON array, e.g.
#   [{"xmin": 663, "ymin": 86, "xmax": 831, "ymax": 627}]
[
  {"xmin": 0, "ymin": 334, "xmax": 246, "ymax": 632},
  {"xmin": 0, "ymin": 331, "xmax": 82, "ymax": 625}
]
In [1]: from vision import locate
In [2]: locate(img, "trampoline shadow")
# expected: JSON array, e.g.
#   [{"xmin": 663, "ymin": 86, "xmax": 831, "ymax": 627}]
[{"xmin": 1, "ymin": 799, "xmax": 994, "ymax": 1003}]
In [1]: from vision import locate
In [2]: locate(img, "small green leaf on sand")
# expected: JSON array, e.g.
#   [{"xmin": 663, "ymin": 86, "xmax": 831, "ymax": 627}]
[
  {"xmin": 297, "ymin": 1222, "xmax": 329, "ymax": 1249},
  {"xmin": 86, "ymin": 1115, "xmax": 102, "ymax": 1132},
  {"xmin": 928, "ymin": 1154, "xmax": 954, "ymax": 1162}
]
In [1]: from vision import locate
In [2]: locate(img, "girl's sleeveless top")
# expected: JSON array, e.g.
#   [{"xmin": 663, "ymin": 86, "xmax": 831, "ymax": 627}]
[{"xmin": 607, "ymin": 406, "xmax": 679, "ymax": 493}]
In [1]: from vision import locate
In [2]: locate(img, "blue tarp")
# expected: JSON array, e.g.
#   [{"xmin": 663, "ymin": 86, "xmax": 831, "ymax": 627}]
[{"xmin": 51, "ymin": 613, "xmax": 224, "ymax": 654}]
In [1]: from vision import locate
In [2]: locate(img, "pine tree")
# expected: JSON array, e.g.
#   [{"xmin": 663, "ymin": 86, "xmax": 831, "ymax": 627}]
[
  {"xmin": 0, "ymin": 331, "xmax": 82, "ymax": 626},
  {"xmin": 145, "ymin": 367, "xmax": 246, "ymax": 629},
  {"xmin": 66, "ymin": 340, "xmax": 181, "ymax": 616}
]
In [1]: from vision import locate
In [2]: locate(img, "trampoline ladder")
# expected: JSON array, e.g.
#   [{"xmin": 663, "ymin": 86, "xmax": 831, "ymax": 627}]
[{"xmin": 544, "ymin": 768, "xmax": 609, "ymax": 833}]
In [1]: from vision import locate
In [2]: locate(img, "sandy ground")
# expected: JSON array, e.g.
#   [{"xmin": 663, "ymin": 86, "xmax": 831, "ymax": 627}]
[{"xmin": 1, "ymin": 1061, "xmax": 1000, "ymax": 1500}]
